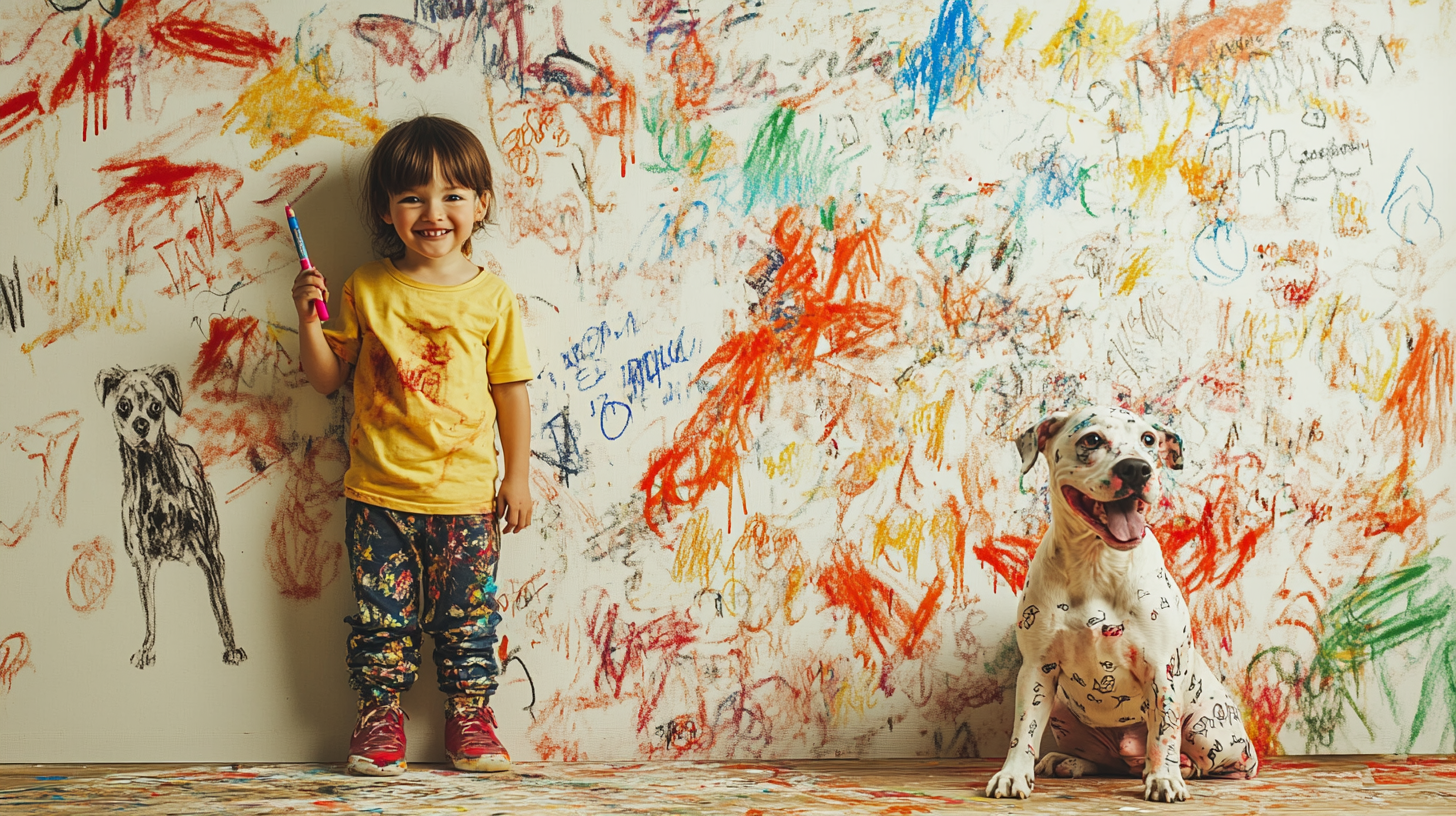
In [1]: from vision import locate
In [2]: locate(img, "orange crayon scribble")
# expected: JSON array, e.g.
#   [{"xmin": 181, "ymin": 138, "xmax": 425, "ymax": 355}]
[
  {"xmin": 671, "ymin": 29, "xmax": 716, "ymax": 113},
  {"xmin": 1134, "ymin": 0, "xmax": 1289, "ymax": 93},
  {"xmin": 66, "ymin": 537, "xmax": 115, "ymax": 614},
  {"xmin": 0, "ymin": 633, "xmax": 32, "ymax": 692},
  {"xmin": 1376, "ymin": 311, "xmax": 1452, "ymax": 472},
  {"xmin": 0, "ymin": 411, "xmax": 84, "ymax": 548},
  {"xmin": 814, "ymin": 548, "xmax": 947, "ymax": 662},
  {"xmin": 224, "ymin": 51, "xmax": 385, "ymax": 170},
  {"xmin": 640, "ymin": 204, "xmax": 897, "ymax": 534}
]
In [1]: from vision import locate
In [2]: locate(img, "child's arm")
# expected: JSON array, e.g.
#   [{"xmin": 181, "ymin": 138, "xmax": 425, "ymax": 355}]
[
  {"xmin": 491, "ymin": 380, "xmax": 533, "ymax": 534},
  {"xmin": 293, "ymin": 268, "xmax": 351, "ymax": 394}
]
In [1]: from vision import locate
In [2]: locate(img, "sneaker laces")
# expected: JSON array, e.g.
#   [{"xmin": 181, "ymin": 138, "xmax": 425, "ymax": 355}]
[{"xmin": 354, "ymin": 704, "xmax": 407, "ymax": 752}]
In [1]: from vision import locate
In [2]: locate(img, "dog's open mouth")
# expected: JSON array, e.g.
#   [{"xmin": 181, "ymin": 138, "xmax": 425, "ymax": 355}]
[{"xmin": 1061, "ymin": 486, "xmax": 1148, "ymax": 549}]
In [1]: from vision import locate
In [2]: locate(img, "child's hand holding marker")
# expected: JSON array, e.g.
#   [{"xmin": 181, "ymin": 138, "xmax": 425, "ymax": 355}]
[{"xmin": 286, "ymin": 203, "xmax": 330, "ymax": 322}]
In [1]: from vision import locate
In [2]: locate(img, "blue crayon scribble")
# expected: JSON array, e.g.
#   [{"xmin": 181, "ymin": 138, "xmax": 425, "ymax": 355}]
[{"xmin": 895, "ymin": 0, "xmax": 989, "ymax": 120}]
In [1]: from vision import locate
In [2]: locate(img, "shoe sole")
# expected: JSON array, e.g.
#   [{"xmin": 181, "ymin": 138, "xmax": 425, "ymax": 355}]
[
  {"xmin": 347, "ymin": 755, "xmax": 407, "ymax": 776},
  {"xmin": 450, "ymin": 754, "xmax": 511, "ymax": 773}
]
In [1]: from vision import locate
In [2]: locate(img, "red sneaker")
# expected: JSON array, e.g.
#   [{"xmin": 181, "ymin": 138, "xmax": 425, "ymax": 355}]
[
  {"xmin": 347, "ymin": 700, "xmax": 407, "ymax": 776},
  {"xmin": 445, "ymin": 698, "xmax": 511, "ymax": 772}
]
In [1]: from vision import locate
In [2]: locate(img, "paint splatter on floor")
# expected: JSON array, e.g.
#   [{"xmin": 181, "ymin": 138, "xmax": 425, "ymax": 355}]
[{"xmin": 1, "ymin": 756, "xmax": 1453, "ymax": 814}]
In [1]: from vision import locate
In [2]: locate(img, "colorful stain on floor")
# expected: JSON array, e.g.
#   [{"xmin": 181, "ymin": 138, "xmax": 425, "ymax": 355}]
[{"xmin": 1, "ymin": 756, "xmax": 1453, "ymax": 814}]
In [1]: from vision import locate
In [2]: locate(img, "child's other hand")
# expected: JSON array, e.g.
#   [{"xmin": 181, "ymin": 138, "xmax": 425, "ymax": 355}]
[
  {"xmin": 496, "ymin": 476, "xmax": 533, "ymax": 534},
  {"xmin": 292, "ymin": 268, "xmax": 329, "ymax": 323}
]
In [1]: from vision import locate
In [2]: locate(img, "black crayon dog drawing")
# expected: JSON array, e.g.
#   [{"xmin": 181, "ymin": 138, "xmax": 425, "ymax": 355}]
[{"xmin": 97, "ymin": 365, "xmax": 246, "ymax": 669}]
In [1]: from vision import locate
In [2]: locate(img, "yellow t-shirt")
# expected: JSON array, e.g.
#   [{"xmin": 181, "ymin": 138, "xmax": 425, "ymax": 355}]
[{"xmin": 323, "ymin": 257, "xmax": 533, "ymax": 515}]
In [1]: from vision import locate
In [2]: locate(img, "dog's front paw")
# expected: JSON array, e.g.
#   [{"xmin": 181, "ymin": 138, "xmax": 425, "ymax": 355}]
[
  {"xmin": 1036, "ymin": 752, "xmax": 1097, "ymax": 778},
  {"xmin": 223, "ymin": 647, "xmax": 247, "ymax": 665},
  {"xmin": 1143, "ymin": 767, "xmax": 1189, "ymax": 802},
  {"xmin": 131, "ymin": 648, "xmax": 155, "ymax": 670},
  {"xmin": 986, "ymin": 767, "xmax": 1035, "ymax": 799}
]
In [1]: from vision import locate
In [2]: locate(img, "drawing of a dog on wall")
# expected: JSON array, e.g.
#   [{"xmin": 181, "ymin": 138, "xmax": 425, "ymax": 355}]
[{"xmin": 96, "ymin": 365, "xmax": 246, "ymax": 669}]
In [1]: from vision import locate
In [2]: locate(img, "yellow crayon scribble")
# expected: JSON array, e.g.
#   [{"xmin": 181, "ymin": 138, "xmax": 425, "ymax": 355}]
[
  {"xmin": 910, "ymin": 389, "xmax": 955, "ymax": 467},
  {"xmin": 1039, "ymin": 0, "xmax": 1138, "ymax": 85},
  {"xmin": 763, "ymin": 441, "xmax": 803, "ymax": 482},
  {"xmin": 1333, "ymin": 192, "xmax": 1369, "ymax": 237},
  {"xmin": 1115, "ymin": 247, "xmax": 1155, "ymax": 295},
  {"xmin": 224, "ymin": 52, "xmax": 385, "ymax": 170},
  {"xmin": 871, "ymin": 512, "xmax": 927, "ymax": 575},
  {"xmin": 1004, "ymin": 8, "xmax": 1038, "ymax": 49},
  {"xmin": 1126, "ymin": 122, "xmax": 1184, "ymax": 209},
  {"xmin": 22, "ymin": 198, "xmax": 143, "ymax": 355},
  {"xmin": 671, "ymin": 508, "xmax": 721, "ymax": 589},
  {"xmin": 828, "ymin": 662, "xmax": 881, "ymax": 725}
]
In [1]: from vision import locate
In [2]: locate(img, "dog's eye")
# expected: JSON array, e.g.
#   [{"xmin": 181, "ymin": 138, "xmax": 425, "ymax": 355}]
[
  {"xmin": 147, "ymin": 401, "xmax": 164, "ymax": 421},
  {"xmin": 1142, "ymin": 432, "xmax": 1157, "ymax": 446},
  {"xmin": 116, "ymin": 397, "xmax": 132, "ymax": 418},
  {"xmin": 1079, "ymin": 433, "xmax": 1104, "ymax": 448}
]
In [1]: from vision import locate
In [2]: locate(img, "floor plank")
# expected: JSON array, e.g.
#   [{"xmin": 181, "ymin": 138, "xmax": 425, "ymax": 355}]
[{"xmin": 1, "ymin": 756, "xmax": 1453, "ymax": 814}]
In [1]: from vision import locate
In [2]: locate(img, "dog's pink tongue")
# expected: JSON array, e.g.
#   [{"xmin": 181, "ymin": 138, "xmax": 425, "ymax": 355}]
[{"xmin": 1105, "ymin": 497, "xmax": 1145, "ymax": 543}]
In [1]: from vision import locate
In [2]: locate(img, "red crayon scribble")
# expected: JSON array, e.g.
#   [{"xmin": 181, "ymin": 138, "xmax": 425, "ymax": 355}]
[
  {"xmin": 89, "ymin": 153, "xmax": 254, "ymax": 297},
  {"xmin": 0, "ymin": 411, "xmax": 83, "ymax": 548},
  {"xmin": 0, "ymin": 0, "xmax": 281, "ymax": 147},
  {"xmin": 814, "ymin": 549, "xmax": 946, "ymax": 662},
  {"xmin": 1154, "ymin": 451, "xmax": 1274, "ymax": 650},
  {"xmin": 66, "ymin": 537, "xmax": 116, "ymax": 614},
  {"xmin": 353, "ymin": 15, "xmax": 457, "ymax": 82},
  {"xmin": 972, "ymin": 534, "xmax": 1040, "ymax": 595},
  {"xmin": 183, "ymin": 316, "xmax": 290, "ymax": 471},
  {"xmin": 0, "ymin": 633, "xmax": 32, "ymax": 692},
  {"xmin": 148, "ymin": 8, "xmax": 282, "ymax": 68},
  {"xmin": 641, "ymin": 204, "xmax": 897, "ymax": 534},
  {"xmin": 585, "ymin": 593, "xmax": 700, "ymax": 734},
  {"xmin": 253, "ymin": 162, "xmax": 327, "ymax": 207},
  {"xmin": 266, "ymin": 440, "xmax": 346, "ymax": 600}
]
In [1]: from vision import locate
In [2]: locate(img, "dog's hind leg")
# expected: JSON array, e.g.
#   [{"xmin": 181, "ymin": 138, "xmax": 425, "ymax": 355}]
[
  {"xmin": 1037, "ymin": 697, "xmax": 1129, "ymax": 777},
  {"xmin": 131, "ymin": 557, "xmax": 159, "ymax": 669},
  {"xmin": 200, "ymin": 549, "xmax": 246, "ymax": 665}
]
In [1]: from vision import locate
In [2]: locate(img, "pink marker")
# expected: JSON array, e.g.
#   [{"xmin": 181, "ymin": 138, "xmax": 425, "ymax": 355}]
[{"xmin": 284, "ymin": 203, "xmax": 329, "ymax": 321}]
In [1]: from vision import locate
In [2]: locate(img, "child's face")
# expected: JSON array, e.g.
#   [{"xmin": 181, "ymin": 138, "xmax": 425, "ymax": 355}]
[{"xmin": 381, "ymin": 166, "xmax": 489, "ymax": 265}]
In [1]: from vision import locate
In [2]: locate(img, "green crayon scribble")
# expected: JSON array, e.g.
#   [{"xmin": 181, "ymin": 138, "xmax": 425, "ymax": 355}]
[
  {"xmin": 741, "ymin": 106, "xmax": 864, "ymax": 213},
  {"xmin": 642, "ymin": 95, "xmax": 719, "ymax": 179},
  {"xmin": 1249, "ymin": 555, "xmax": 1456, "ymax": 752}
]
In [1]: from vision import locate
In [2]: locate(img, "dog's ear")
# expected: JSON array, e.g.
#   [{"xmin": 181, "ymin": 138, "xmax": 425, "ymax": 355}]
[
  {"xmin": 96, "ymin": 367, "xmax": 127, "ymax": 406},
  {"xmin": 1016, "ymin": 412, "xmax": 1070, "ymax": 474},
  {"xmin": 146, "ymin": 365, "xmax": 184, "ymax": 416},
  {"xmin": 1151, "ymin": 422, "xmax": 1184, "ymax": 470}
]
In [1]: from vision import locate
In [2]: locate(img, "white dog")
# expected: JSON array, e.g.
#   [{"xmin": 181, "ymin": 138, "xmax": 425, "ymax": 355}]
[{"xmin": 986, "ymin": 406, "xmax": 1257, "ymax": 802}]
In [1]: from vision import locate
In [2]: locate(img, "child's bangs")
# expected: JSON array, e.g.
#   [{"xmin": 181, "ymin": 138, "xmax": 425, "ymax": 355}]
[{"xmin": 381, "ymin": 129, "xmax": 491, "ymax": 196}]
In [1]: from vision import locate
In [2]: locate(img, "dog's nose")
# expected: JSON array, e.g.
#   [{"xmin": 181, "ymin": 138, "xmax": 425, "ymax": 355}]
[
  {"xmin": 1113, "ymin": 458, "xmax": 1152, "ymax": 489},
  {"xmin": 131, "ymin": 417, "xmax": 150, "ymax": 438}
]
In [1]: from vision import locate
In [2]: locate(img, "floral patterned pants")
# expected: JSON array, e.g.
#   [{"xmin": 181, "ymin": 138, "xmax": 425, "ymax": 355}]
[{"xmin": 344, "ymin": 499, "xmax": 502, "ymax": 705}]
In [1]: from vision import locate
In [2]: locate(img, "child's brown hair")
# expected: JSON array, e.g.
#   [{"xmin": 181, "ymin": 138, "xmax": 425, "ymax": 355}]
[{"xmin": 362, "ymin": 115, "xmax": 495, "ymax": 259}]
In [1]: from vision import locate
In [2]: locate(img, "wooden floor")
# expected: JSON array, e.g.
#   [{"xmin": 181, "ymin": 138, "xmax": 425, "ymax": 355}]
[{"xmin": 1, "ymin": 756, "xmax": 1453, "ymax": 814}]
